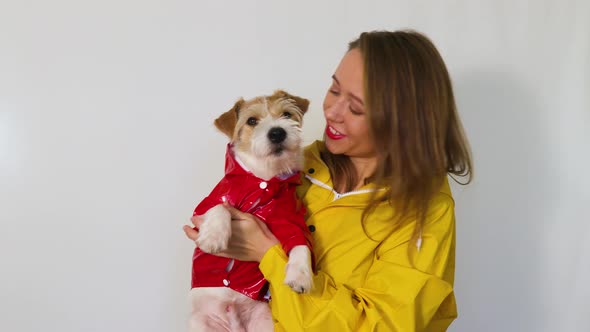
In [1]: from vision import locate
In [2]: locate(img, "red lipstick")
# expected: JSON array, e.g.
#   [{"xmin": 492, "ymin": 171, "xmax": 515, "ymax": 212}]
[{"xmin": 325, "ymin": 125, "xmax": 345, "ymax": 140}]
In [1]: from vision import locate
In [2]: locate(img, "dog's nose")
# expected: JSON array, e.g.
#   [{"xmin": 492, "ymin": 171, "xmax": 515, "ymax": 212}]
[{"xmin": 268, "ymin": 127, "xmax": 287, "ymax": 144}]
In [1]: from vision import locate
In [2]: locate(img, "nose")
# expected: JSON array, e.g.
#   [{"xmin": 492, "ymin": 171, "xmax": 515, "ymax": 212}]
[
  {"xmin": 324, "ymin": 99, "xmax": 348, "ymax": 122},
  {"xmin": 268, "ymin": 127, "xmax": 287, "ymax": 144}
]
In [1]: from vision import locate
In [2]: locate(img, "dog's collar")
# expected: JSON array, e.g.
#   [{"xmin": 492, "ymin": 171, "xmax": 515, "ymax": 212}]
[{"xmin": 276, "ymin": 171, "xmax": 299, "ymax": 180}]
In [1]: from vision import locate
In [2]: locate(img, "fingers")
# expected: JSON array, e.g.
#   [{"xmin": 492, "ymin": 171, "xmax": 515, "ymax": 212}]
[
  {"xmin": 191, "ymin": 215, "xmax": 204, "ymax": 227},
  {"xmin": 183, "ymin": 225, "xmax": 199, "ymax": 241},
  {"xmin": 223, "ymin": 203, "xmax": 249, "ymax": 220}
]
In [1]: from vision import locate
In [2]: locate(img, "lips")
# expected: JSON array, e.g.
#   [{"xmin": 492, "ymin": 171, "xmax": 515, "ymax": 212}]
[{"xmin": 325, "ymin": 125, "xmax": 346, "ymax": 140}]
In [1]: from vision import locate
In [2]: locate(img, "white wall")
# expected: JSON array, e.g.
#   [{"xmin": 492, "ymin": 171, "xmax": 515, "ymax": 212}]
[{"xmin": 1, "ymin": 1, "xmax": 588, "ymax": 331}]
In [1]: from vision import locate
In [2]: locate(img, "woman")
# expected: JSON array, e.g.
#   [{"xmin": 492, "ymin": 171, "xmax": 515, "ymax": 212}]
[{"xmin": 184, "ymin": 30, "xmax": 472, "ymax": 331}]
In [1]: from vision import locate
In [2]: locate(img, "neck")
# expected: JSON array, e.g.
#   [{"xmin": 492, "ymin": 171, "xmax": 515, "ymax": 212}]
[
  {"xmin": 234, "ymin": 149, "xmax": 302, "ymax": 181},
  {"xmin": 349, "ymin": 156, "xmax": 377, "ymax": 190}
]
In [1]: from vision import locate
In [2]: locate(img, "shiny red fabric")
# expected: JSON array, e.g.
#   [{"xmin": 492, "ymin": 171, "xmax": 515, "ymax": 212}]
[{"xmin": 191, "ymin": 144, "xmax": 313, "ymax": 301}]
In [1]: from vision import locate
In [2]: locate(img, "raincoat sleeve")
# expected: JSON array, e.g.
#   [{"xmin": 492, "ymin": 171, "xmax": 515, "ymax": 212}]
[{"xmin": 258, "ymin": 196, "xmax": 457, "ymax": 331}]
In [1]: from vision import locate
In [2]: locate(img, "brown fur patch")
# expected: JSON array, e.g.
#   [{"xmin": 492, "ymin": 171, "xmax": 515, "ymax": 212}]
[
  {"xmin": 269, "ymin": 90, "xmax": 309, "ymax": 114},
  {"xmin": 214, "ymin": 98, "xmax": 244, "ymax": 139}
]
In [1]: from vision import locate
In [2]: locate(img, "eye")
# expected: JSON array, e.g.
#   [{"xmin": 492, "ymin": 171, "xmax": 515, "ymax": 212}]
[
  {"xmin": 282, "ymin": 112, "xmax": 292, "ymax": 119},
  {"xmin": 350, "ymin": 108, "xmax": 363, "ymax": 116},
  {"xmin": 328, "ymin": 82, "xmax": 340, "ymax": 96},
  {"xmin": 247, "ymin": 117, "xmax": 258, "ymax": 126}
]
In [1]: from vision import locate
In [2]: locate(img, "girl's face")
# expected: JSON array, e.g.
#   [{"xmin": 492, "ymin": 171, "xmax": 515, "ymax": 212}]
[{"xmin": 323, "ymin": 49, "xmax": 376, "ymax": 159}]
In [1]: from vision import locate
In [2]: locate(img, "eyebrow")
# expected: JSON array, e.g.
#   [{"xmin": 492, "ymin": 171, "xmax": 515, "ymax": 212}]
[{"xmin": 332, "ymin": 75, "xmax": 365, "ymax": 106}]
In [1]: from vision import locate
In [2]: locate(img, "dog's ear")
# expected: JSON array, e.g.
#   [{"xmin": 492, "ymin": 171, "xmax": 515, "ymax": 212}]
[
  {"xmin": 273, "ymin": 90, "xmax": 310, "ymax": 114},
  {"xmin": 214, "ymin": 98, "xmax": 244, "ymax": 139}
]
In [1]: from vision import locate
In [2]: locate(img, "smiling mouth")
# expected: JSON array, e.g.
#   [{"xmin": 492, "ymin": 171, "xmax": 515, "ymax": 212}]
[
  {"xmin": 330, "ymin": 126, "xmax": 340, "ymax": 134},
  {"xmin": 325, "ymin": 125, "xmax": 345, "ymax": 139}
]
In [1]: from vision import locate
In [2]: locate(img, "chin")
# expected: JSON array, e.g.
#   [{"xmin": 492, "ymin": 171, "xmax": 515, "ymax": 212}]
[{"xmin": 324, "ymin": 138, "xmax": 348, "ymax": 155}]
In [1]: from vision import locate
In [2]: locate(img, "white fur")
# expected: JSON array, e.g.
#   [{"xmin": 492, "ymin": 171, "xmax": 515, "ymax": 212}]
[
  {"xmin": 235, "ymin": 116, "xmax": 303, "ymax": 180},
  {"xmin": 196, "ymin": 204, "xmax": 232, "ymax": 254},
  {"xmin": 252, "ymin": 117, "xmax": 302, "ymax": 156},
  {"xmin": 284, "ymin": 245, "xmax": 314, "ymax": 293},
  {"xmin": 189, "ymin": 287, "xmax": 273, "ymax": 332}
]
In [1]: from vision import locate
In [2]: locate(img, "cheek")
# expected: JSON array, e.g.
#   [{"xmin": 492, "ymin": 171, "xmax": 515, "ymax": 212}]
[
  {"xmin": 236, "ymin": 126, "xmax": 254, "ymax": 145},
  {"xmin": 350, "ymin": 118, "xmax": 370, "ymax": 137}
]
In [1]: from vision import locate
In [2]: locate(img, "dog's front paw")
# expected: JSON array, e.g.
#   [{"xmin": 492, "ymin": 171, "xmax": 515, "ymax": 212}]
[
  {"xmin": 196, "ymin": 230, "xmax": 229, "ymax": 254},
  {"xmin": 195, "ymin": 205, "xmax": 231, "ymax": 254},
  {"xmin": 284, "ymin": 261, "xmax": 313, "ymax": 293},
  {"xmin": 284, "ymin": 246, "xmax": 313, "ymax": 293}
]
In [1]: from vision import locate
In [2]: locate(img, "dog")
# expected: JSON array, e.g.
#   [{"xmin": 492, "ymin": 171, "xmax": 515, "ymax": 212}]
[{"xmin": 189, "ymin": 90, "xmax": 314, "ymax": 331}]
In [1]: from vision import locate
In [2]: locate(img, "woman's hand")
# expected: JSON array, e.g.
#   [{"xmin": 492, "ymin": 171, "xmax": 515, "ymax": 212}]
[{"xmin": 183, "ymin": 204, "xmax": 280, "ymax": 262}]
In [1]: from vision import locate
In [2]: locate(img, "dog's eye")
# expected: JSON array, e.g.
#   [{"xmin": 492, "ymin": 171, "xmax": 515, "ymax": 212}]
[
  {"xmin": 282, "ymin": 112, "xmax": 292, "ymax": 119},
  {"xmin": 247, "ymin": 117, "xmax": 258, "ymax": 126}
]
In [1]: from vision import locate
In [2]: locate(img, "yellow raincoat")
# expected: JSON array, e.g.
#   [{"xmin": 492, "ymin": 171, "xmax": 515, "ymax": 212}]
[{"xmin": 259, "ymin": 141, "xmax": 457, "ymax": 331}]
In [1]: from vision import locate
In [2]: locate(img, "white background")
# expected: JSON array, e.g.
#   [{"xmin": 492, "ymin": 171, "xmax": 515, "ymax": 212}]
[{"xmin": 1, "ymin": 1, "xmax": 588, "ymax": 331}]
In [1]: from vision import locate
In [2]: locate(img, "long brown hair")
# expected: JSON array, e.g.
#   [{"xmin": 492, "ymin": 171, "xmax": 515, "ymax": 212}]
[{"xmin": 321, "ymin": 30, "xmax": 473, "ymax": 238}]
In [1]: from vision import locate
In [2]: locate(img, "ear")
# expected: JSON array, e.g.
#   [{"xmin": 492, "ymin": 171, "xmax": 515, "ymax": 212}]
[
  {"xmin": 273, "ymin": 90, "xmax": 310, "ymax": 114},
  {"xmin": 214, "ymin": 98, "xmax": 244, "ymax": 139}
]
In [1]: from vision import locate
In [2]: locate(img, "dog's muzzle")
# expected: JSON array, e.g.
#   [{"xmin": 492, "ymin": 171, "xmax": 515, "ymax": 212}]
[{"xmin": 268, "ymin": 127, "xmax": 287, "ymax": 144}]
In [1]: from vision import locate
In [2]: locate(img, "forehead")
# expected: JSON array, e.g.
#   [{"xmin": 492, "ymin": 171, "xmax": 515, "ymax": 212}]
[
  {"xmin": 334, "ymin": 49, "xmax": 365, "ymax": 100},
  {"xmin": 241, "ymin": 96, "xmax": 299, "ymax": 114}
]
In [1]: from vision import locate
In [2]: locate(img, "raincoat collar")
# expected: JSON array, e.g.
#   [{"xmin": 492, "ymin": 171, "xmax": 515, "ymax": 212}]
[
  {"xmin": 301, "ymin": 140, "xmax": 452, "ymax": 202},
  {"xmin": 302, "ymin": 141, "xmax": 385, "ymax": 198}
]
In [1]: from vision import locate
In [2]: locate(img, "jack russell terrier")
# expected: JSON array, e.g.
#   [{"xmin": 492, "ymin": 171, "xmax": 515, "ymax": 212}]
[{"xmin": 189, "ymin": 90, "xmax": 314, "ymax": 331}]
